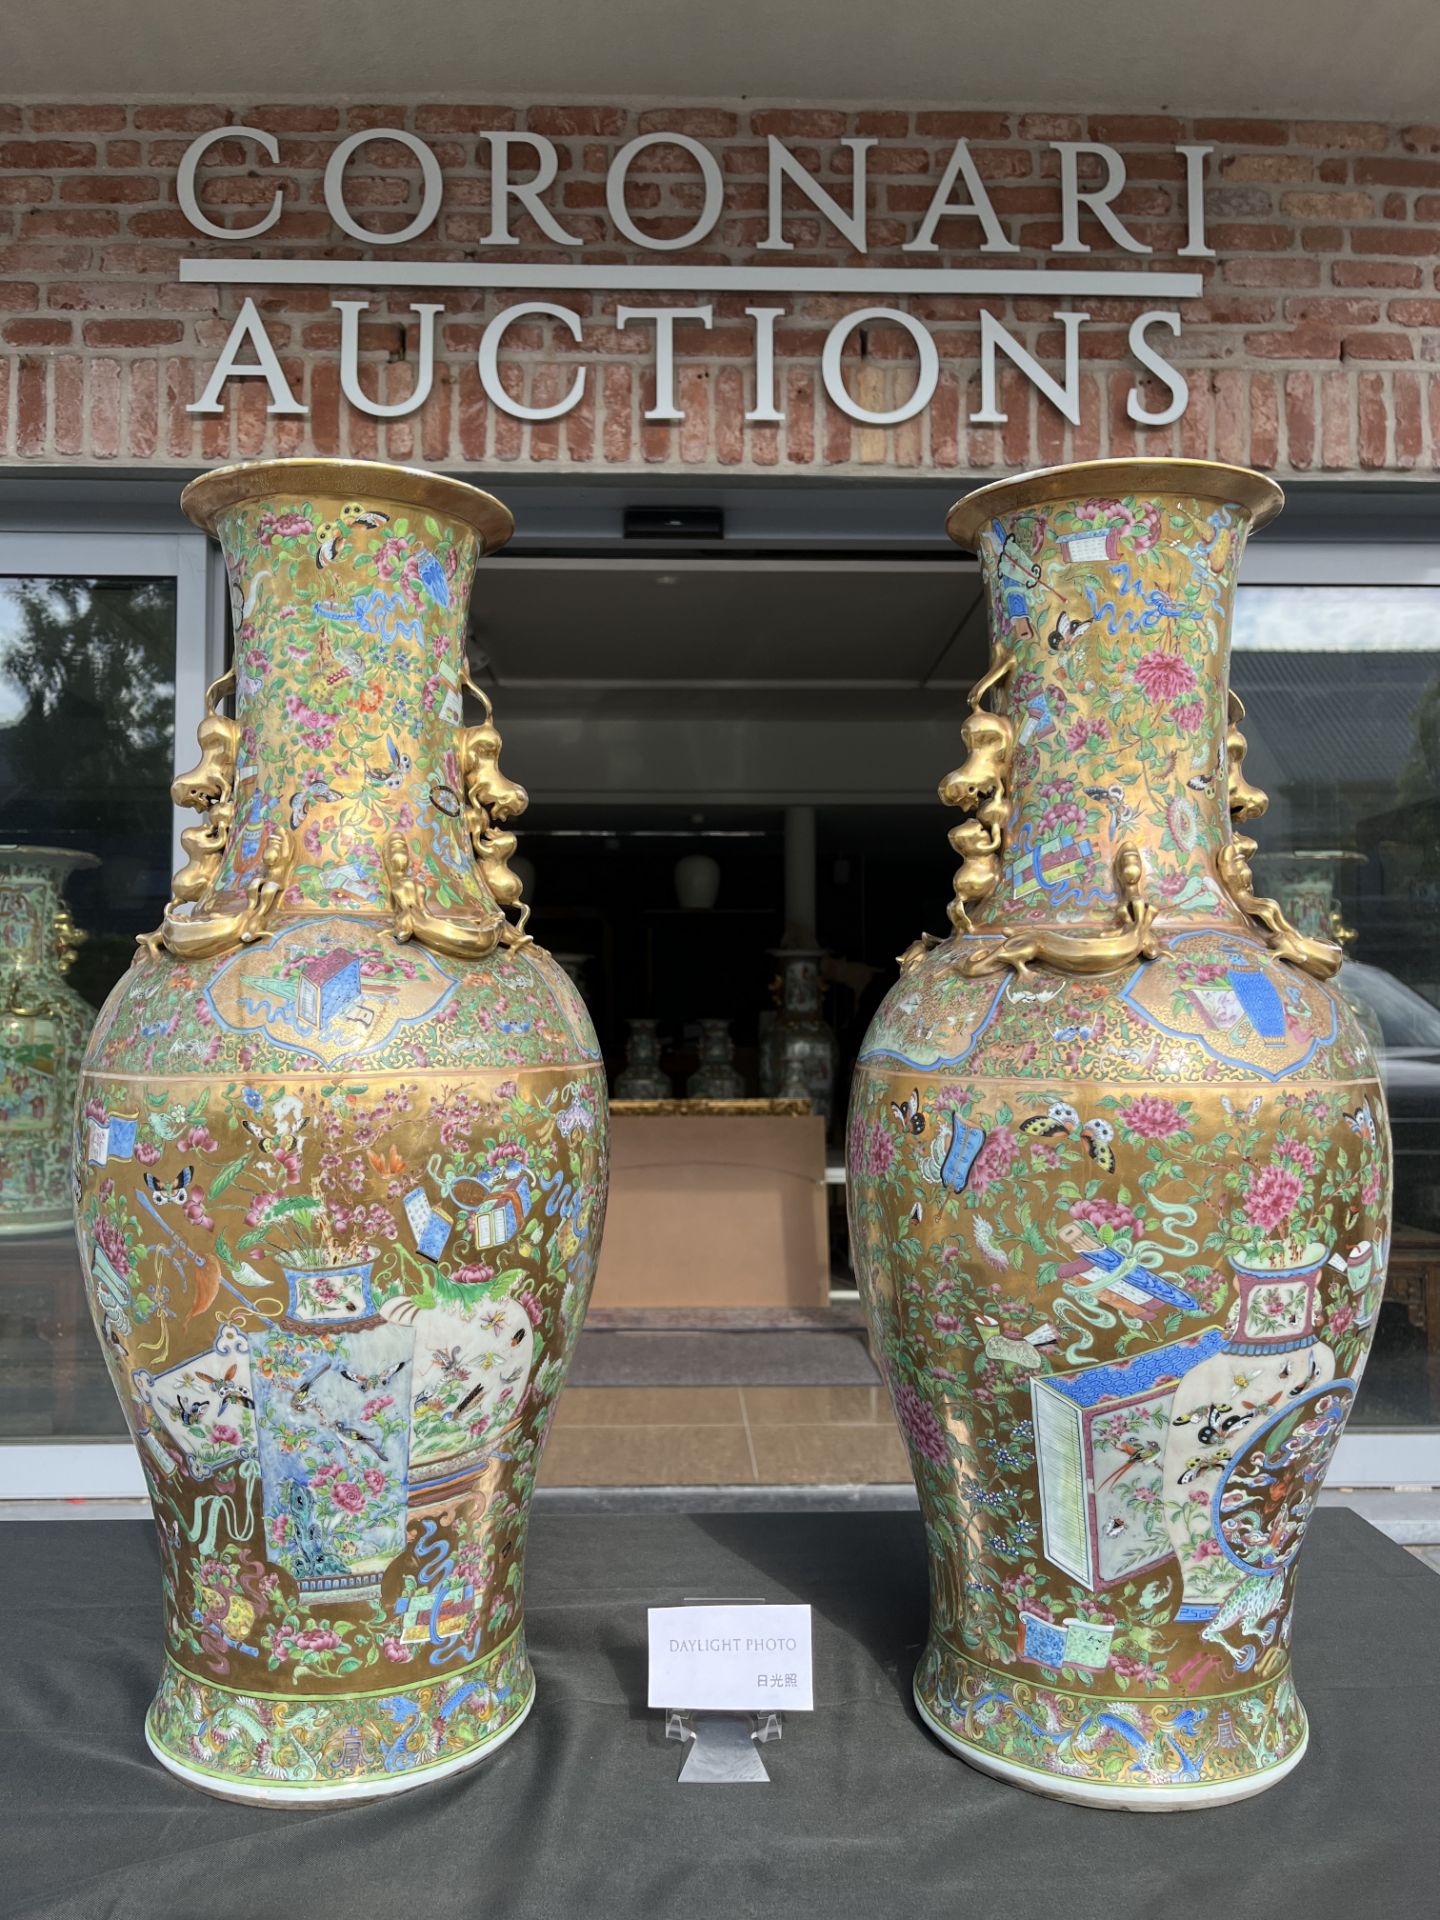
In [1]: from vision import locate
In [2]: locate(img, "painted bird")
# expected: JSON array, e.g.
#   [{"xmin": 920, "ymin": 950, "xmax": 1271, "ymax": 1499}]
[
  {"xmin": 1099, "ymin": 1436, "xmax": 1162, "ymax": 1488},
  {"xmin": 341, "ymin": 502, "xmax": 390, "ymax": 529},
  {"xmin": 194, "ymin": 1362, "xmax": 254, "ymax": 1417}
]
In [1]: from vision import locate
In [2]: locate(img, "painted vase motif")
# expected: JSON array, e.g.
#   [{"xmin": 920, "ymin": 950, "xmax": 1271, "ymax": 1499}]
[
  {"xmin": 1, "ymin": 845, "xmax": 96, "ymax": 1235},
  {"xmin": 759, "ymin": 948, "xmax": 838, "ymax": 1123},
  {"xmin": 72, "ymin": 459, "xmax": 609, "ymax": 1806},
  {"xmin": 847, "ymin": 460, "xmax": 1392, "ymax": 1810}
]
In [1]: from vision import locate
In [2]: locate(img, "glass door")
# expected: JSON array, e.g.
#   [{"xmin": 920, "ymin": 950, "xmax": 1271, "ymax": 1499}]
[
  {"xmin": 0, "ymin": 530, "xmax": 213, "ymax": 1497},
  {"xmin": 1237, "ymin": 537, "xmax": 1440, "ymax": 1487}
]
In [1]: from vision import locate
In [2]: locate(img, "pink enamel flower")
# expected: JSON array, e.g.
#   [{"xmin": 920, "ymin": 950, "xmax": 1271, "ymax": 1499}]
[
  {"xmin": 893, "ymin": 1380, "xmax": 949, "ymax": 1466},
  {"xmin": 1244, "ymin": 1164, "xmax": 1304, "ymax": 1234},
  {"xmin": 1134, "ymin": 651, "xmax": 1196, "ymax": 701},
  {"xmin": 1117, "ymin": 1096, "xmax": 1186, "ymax": 1141}
]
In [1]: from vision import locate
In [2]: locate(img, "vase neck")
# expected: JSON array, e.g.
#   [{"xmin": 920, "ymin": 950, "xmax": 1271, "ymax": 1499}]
[
  {"xmin": 778, "ymin": 953, "xmax": 822, "ymax": 1014},
  {"xmin": 208, "ymin": 488, "xmax": 492, "ymax": 921},
  {"xmin": 0, "ymin": 853, "xmax": 67, "ymax": 972},
  {"xmin": 968, "ymin": 489, "xmax": 1257, "ymax": 935}
]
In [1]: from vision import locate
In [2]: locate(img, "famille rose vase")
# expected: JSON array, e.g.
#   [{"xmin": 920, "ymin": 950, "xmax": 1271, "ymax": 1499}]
[
  {"xmin": 847, "ymin": 459, "xmax": 1392, "ymax": 1810},
  {"xmin": 72, "ymin": 459, "xmax": 608, "ymax": 1806},
  {"xmin": 1, "ymin": 845, "xmax": 96, "ymax": 1234}
]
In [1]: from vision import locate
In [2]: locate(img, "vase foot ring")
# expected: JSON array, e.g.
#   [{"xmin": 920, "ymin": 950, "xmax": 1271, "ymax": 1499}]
[
  {"xmin": 913, "ymin": 1684, "xmax": 1308, "ymax": 1811},
  {"xmin": 145, "ymin": 1685, "xmax": 534, "ymax": 1808}
]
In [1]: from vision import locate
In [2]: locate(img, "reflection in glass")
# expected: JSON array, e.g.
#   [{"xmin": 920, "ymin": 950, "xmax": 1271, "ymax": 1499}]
[
  {"xmin": 0, "ymin": 577, "xmax": 175, "ymax": 1441},
  {"xmin": 1235, "ymin": 586, "xmax": 1440, "ymax": 1426}
]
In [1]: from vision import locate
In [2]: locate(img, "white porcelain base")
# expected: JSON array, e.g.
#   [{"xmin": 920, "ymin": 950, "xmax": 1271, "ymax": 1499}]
[
  {"xmin": 914, "ymin": 1683, "xmax": 1309, "ymax": 1811},
  {"xmin": 145, "ymin": 1684, "xmax": 534, "ymax": 1808}
]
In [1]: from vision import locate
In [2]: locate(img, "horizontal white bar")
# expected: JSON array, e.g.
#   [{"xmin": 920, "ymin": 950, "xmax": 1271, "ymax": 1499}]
[
  {"xmin": 0, "ymin": 1444, "xmax": 146, "ymax": 1501},
  {"xmin": 3, "ymin": 1428, "xmax": 1435, "ymax": 1503},
  {"xmin": 179, "ymin": 259, "xmax": 1204, "ymax": 300},
  {"xmin": 1331, "ymin": 1431, "xmax": 1440, "ymax": 1488}
]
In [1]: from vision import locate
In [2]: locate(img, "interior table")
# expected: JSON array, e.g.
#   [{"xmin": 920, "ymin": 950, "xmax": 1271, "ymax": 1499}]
[{"xmin": 3, "ymin": 1507, "xmax": 1436, "ymax": 1920}]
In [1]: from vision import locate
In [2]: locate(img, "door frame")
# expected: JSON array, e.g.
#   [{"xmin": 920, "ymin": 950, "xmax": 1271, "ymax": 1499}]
[
  {"xmin": 0, "ymin": 527, "xmax": 217, "ymax": 1501},
  {"xmin": 1, "ymin": 522, "xmax": 1437, "ymax": 1497}
]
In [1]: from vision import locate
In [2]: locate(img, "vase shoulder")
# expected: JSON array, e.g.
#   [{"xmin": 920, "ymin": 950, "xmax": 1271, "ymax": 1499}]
[
  {"xmin": 84, "ymin": 916, "xmax": 600, "ymax": 1080},
  {"xmin": 859, "ymin": 930, "xmax": 1379, "ymax": 1090}
]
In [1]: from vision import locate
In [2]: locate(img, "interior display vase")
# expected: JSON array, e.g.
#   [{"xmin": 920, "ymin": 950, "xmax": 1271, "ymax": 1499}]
[
  {"xmin": 687, "ymin": 1018, "xmax": 745, "ymax": 1097},
  {"xmin": 674, "ymin": 852, "xmax": 721, "ymax": 910},
  {"xmin": 759, "ymin": 948, "xmax": 838, "ymax": 1122},
  {"xmin": 1262, "ymin": 849, "xmax": 1386, "ymax": 1073},
  {"xmin": 847, "ymin": 460, "xmax": 1391, "ymax": 1810},
  {"xmin": 613, "ymin": 1017, "xmax": 673, "ymax": 1099},
  {"xmin": 72, "ymin": 459, "xmax": 609, "ymax": 1806},
  {"xmin": 0, "ymin": 845, "xmax": 96, "ymax": 1234}
]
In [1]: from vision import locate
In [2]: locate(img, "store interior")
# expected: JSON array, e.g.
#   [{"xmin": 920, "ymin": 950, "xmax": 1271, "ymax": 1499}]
[{"xmin": 3, "ymin": 488, "xmax": 1440, "ymax": 1481}]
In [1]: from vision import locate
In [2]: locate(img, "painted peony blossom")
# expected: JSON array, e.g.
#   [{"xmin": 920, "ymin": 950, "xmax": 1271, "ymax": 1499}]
[
  {"xmin": 1244, "ymin": 1164, "xmax": 1304, "ymax": 1235},
  {"xmin": 893, "ymin": 1380, "xmax": 949, "ymax": 1466},
  {"xmin": 1275, "ymin": 1134, "xmax": 1319, "ymax": 1175},
  {"xmin": 1134, "ymin": 651, "xmax": 1197, "ymax": 701},
  {"xmin": 865, "ymin": 1122, "xmax": 896, "ymax": 1178},
  {"xmin": 1117, "ymin": 1095, "xmax": 1186, "ymax": 1140},
  {"xmin": 291, "ymin": 1627, "xmax": 341, "ymax": 1652},
  {"xmin": 1071, "ymin": 1196, "xmax": 1140, "ymax": 1237},
  {"xmin": 968, "ymin": 1125, "xmax": 1019, "ymax": 1193},
  {"xmin": 330, "ymin": 1480, "xmax": 366, "ymax": 1513}
]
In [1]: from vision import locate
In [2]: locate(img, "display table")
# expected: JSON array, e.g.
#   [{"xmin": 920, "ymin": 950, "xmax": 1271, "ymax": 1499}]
[{"xmin": 3, "ymin": 1509, "xmax": 1436, "ymax": 1919}]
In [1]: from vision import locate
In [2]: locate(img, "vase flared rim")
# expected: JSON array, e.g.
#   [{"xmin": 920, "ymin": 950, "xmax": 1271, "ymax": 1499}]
[
  {"xmin": 180, "ymin": 457, "xmax": 515, "ymax": 553},
  {"xmin": 0, "ymin": 843, "xmax": 99, "ymax": 871},
  {"xmin": 946, "ymin": 458, "xmax": 1285, "ymax": 550}
]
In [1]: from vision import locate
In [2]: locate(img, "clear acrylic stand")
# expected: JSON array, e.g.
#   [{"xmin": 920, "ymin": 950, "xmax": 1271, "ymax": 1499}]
[{"xmin": 665, "ymin": 1710, "xmax": 784, "ymax": 1783}]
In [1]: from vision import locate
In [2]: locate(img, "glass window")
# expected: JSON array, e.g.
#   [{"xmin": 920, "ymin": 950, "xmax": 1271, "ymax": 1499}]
[
  {"xmin": 1233, "ymin": 585, "xmax": 1440, "ymax": 1429},
  {"xmin": 0, "ymin": 574, "xmax": 178, "ymax": 1444}
]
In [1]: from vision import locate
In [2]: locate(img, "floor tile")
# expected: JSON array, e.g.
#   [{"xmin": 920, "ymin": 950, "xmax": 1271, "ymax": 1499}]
[
  {"xmin": 553, "ymin": 1386, "xmax": 745, "ymax": 1428},
  {"xmin": 741, "ymin": 1386, "xmax": 882, "ymax": 1426},
  {"xmin": 748, "ymin": 1422, "xmax": 911, "ymax": 1486},
  {"xmin": 538, "ymin": 1423, "xmax": 757, "ymax": 1487}
]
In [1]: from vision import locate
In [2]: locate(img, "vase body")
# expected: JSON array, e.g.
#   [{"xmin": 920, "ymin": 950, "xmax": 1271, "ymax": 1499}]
[
  {"xmin": 674, "ymin": 853, "xmax": 720, "ymax": 911},
  {"xmin": 72, "ymin": 460, "xmax": 609, "ymax": 1806},
  {"xmin": 613, "ymin": 1017, "xmax": 673, "ymax": 1099},
  {"xmin": 687, "ymin": 1018, "xmax": 745, "ymax": 1097},
  {"xmin": 759, "ymin": 949, "xmax": 838, "ymax": 1122},
  {"xmin": 0, "ymin": 845, "xmax": 96, "ymax": 1235},
  {"xmin": 847, "ymin": 460, "xmax": 1391, "ymax": 1810}
]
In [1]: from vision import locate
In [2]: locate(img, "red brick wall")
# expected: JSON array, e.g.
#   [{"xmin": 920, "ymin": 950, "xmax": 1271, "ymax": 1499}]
[{"xmin": 1, "ymin": 101, "xmax": 1438, "ymax": 477}]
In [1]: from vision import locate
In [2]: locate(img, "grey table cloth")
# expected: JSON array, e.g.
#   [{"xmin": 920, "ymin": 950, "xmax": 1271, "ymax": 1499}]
[{"xmin": 3, "ymin": 1507, "xmax": 1436, "ymax": 1919}]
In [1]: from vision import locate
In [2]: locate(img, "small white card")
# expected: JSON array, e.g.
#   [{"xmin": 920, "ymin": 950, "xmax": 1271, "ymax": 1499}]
[{"xmin": 647, "ymin": 1604, "xmax": 814, "ymax": 1712}]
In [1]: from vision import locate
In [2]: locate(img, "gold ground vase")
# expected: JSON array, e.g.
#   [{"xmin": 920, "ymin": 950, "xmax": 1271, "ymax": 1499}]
[
  {"xmin": 72, "ymin": 459, "xmax": 608, "ymax": 1805},
  {"xmin": 847, "ymin": 459, "xmax": 1391, "ymax": 1810}
]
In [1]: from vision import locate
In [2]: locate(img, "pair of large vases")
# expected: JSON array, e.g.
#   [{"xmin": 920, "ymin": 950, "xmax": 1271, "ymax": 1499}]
[{"xmin": 76, "ymin": 456, "xmax": 1390, "ymax": 1811}]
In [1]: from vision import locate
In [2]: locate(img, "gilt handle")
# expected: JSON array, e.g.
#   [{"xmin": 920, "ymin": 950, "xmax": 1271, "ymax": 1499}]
[{"xmin": 939, "ymin": 646, "xmax": 1016, "ymax": 933}]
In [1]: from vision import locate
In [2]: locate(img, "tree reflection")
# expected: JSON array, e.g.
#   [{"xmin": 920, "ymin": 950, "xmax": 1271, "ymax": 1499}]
[{"xmin": 0, "ymin": 578, "xmax": 175, "ymax": 833}]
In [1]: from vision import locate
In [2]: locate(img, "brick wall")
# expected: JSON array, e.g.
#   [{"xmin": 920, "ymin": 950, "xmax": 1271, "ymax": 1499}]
[{"xmin": 1, "ymin": 100, "xmax": 1439, "ymax": 477}]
